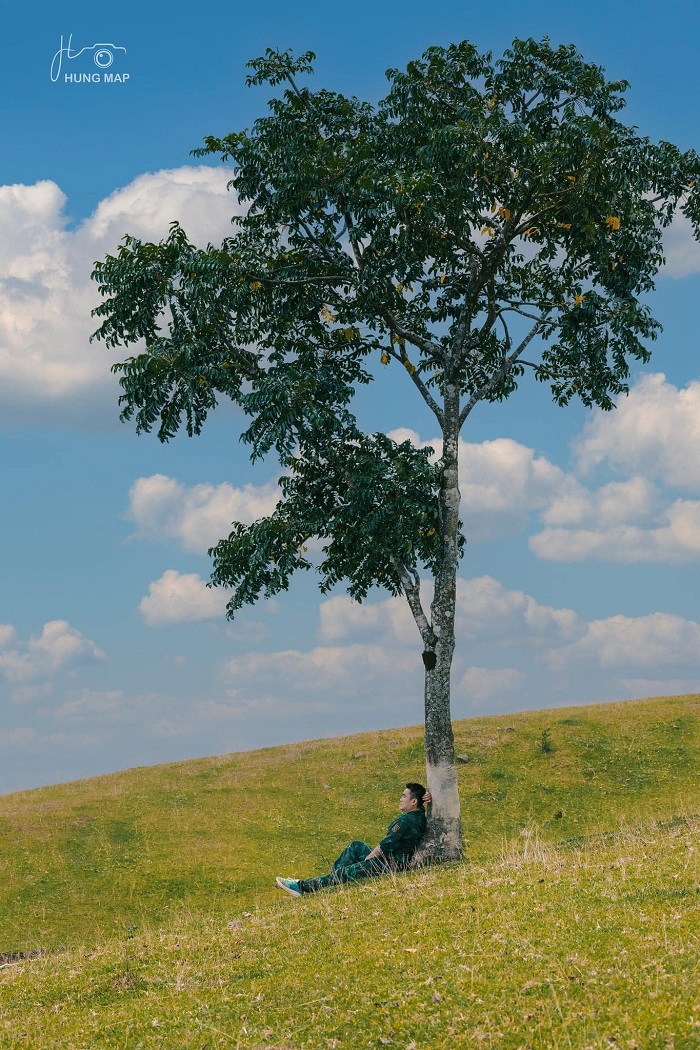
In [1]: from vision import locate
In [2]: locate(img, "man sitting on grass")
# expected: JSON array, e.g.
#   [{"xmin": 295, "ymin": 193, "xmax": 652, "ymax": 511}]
[{"xmin": 275, "ymin": 782, "xmax": 431, "ymax": 897}]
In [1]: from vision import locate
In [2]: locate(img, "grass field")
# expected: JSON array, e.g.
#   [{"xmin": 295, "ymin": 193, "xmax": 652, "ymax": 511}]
[{"xmin": 1, "ymin": 693, "xmax": 699, "ymax": 1048}]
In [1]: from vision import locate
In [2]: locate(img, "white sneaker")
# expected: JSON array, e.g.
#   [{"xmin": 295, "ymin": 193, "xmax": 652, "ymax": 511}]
[{"xmin": 275, "ymin": 876, "xmax": 302, "ymax": 897}]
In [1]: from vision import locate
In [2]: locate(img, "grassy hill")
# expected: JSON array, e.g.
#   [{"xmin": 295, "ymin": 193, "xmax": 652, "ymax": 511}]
[{"xmin": 1, "ymin": 693, "xmax": 699, "ymax": 1048}]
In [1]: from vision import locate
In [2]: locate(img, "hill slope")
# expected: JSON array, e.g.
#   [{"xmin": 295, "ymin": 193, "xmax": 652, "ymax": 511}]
[
  {"xmin": 1, "ymin": 693, "xmax": 698, "ymax": 955},
  {"xmin": 2, "ymin": 815, "xmax": 699, "ymax": 1048}
]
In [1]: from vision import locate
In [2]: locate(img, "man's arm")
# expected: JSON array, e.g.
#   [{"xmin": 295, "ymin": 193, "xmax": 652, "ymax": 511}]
[{"xmin": 364, "ymin": 844, "xmax": 383, "ymax": 860}]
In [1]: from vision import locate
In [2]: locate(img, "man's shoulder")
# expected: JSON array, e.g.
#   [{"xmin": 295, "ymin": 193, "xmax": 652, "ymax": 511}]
[{"xmin": 390, "ymin": 810, "xmax": 426, "ymax": 830}]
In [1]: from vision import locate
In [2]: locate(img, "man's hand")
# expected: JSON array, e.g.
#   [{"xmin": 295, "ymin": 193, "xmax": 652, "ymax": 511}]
[
  {"xmin": 423, "ymin": 791, "xmax": 432, "ymax": 805},
  {"xmin": 364, "ymin": 845, "xmax": 383, "ymax": 860}
]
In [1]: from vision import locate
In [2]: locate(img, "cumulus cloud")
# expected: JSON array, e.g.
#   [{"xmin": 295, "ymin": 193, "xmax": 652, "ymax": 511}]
[
  {"xmin": 223, "ymin": 643, "xmax": 418, "ymax": 696},
  {"xmin": 51, "ymin": 689, "xmax": 125, "ymax": 722},
  {"xmin": 519, "ymin": 374, "xmax": 700, "ymax": 563},
  {"xmin": 319, "ymin": 576, "xmax": 581, "ymax": 651},
  {"xmin": 661, "ymin": 211, "xmax": 700, "ymax": 277},
  {"xmin": 576, "ymin": 373, "xmax": 700, "ymax": 490},
  {"xmin": 0, "ymin": 620, "xmax": 105, "ymax": 684},
  {"xmin": 389, "ymin": 428, "xmax": 574, "ymax": 540},
  {"xmin": 319, "ymin": 592, "xmax": 418, "ymax": 647},
  {"xmin": 129, "ymin": 473, "xmax": 279, "ymax": 554},
  {"xmin": 217, "ymin": 574, "xmax": 700, "ymax": 719},
  {"xmin": 457, "ymin": 666, "xmax": 525, "ymax": 704},
  {"xmin": 532, "ymin": 498, "xmax": 700, "ymax": 563},
  {"xmin": 541, "ymin": 476, "xmax": 659, "ymax": 529},
  {"xmin": 546, "ymin": 612, "xmax": 700, "ymax": 672},
  {"xmin": 139, "ymin": 569, "xmax": 229, "ymax": 626},
  {"xmin": 0, "ymin": 168, "xmax": 237, "ymax": 423},
  {"xmin": 455, "ymin": 576, "xmax": 581, "ymax": 644}
]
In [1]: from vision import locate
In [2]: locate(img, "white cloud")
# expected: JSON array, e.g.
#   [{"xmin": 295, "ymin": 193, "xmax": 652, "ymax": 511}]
[
  {"xmin": 128, "ymin": 473, "xmax": 279, "ymax": 554},
  {"xmin": 661, "ymin": 211, "xmax": 700, "ymax": 277},
  {"xmin": 319, "ymin": 592, "xmax": 418, "ymax": 646},
  {"xmin": 223, "ymin": 643, "xmax": 418, "ymax": 696},
  {"xmin": 51, "ymin": 689, "xmax": 125, "ymax": 722},
  {"xmin": 216, "ymin": 575, "xmax": 700, "ymax": 718},
  {"xmin": 389, "ymin": 428, "xmax": 574, "ymax": 540},
  {"xmin": 541, "ymin": 475, "xmax": 659, "ymax": 528},
  {"xmin": 0, "ymin": 620, "xmax": 105, "ymax": 684},
  {"xmin": 319, "ymin": 576, "xmax": 581, "ymax": 650},
  {"xmin": 546, "ymin": 612, "xmax": 700, "ymax": 671},
  {"xmin": 577, "ymin": 373, "xmax": 700, "ymax": 490},
  {"xmin": 532, "ymin": 498, "xmax": 700, "ymax": 563},
  {"xmin": 85, "ymin": 167, "xmax": 241, "ymax": 247},
  {"xmin": 522, "ymin": 374, "xmax": 700, "ymax": 563},
  {"xmin": 0, "ymin": 168, "xmax": 237, "ymax": 423},
  {"xmin": 195, "ymin": 695, "xmax": 337, "ymax": 721},
  {"xmin": 0, "ymin": 625, "xmax": 17, "ymax": 647},
  {"xmin": 455, "ymin": 576, "xmax": 582, "ymax": 644},
  {"xmin": 10, "ymin": 683, "xmax": 53, "ymax": 705},
  {"xmin": 457, "ymin": 666, "xmax": 525, "ymax": 704},
  {"xmin": 139, "ymin": 569, "xmax": 229, "ymax": 626}
]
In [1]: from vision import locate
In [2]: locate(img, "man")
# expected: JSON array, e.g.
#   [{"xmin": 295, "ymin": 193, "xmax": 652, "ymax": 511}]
[{"xmin": 275, "ymin": 782, "xmax": 431, "ymax": 897}]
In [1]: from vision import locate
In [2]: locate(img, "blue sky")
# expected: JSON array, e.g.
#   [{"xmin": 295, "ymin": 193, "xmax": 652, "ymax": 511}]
[{"xmin": 2, "ymin": 0, "xmax": 700, "ymax": 793}]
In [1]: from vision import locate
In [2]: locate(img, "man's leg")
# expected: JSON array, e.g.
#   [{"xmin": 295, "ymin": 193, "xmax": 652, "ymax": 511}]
[
  {"xmin": 298, "ymin": 854, "xmax": 387, "ymax": 895},
  {"xmin": 331, "ymin": 840, "xmax": 373, "ymax": 871}
]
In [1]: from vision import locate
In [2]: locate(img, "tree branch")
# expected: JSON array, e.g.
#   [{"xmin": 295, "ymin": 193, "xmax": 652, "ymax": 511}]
[
  {"xmin": 379, "ymin": 308, "xmax": 444, "ymax": 360},
  {"xmin": 390, "ymin": 558, "xmax": 436, "ymax": 649},
  {"xmin": 384, "ymin": 345, "xmax": 445, "ymax": 427},
  {"xmin": 459, "ymin": 315, "xmax": 546, "ymax": 426},
  {"xmin": 297, "ymin": 219, "xmax": 341, "ymax": 265}
]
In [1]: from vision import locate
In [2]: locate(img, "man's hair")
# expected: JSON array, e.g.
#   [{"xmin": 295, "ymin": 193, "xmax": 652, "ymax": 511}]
[{"xmin": 405, "ymin": 782, "xmax": 426, "ymax": 808}]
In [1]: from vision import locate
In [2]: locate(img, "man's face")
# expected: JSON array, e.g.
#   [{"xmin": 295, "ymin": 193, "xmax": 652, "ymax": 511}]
[{"xmin": 399, "ymin": 787, "xmax": 418, "ymax": 812}]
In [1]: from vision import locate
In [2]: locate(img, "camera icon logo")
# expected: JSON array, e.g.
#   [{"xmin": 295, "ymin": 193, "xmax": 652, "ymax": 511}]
[{"xmin": 50, "ymin": 34, "xmax": 128, "ymax": 83}]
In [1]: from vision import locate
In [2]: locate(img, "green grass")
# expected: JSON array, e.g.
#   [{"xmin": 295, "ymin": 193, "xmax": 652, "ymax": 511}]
[
  {"xmin": 1, "ymin": 693, "xmax": 699, "ymax": 1048},
  {"xmin": 2, "ymin": 818, "xmax": 699, "ymax": 1048}
]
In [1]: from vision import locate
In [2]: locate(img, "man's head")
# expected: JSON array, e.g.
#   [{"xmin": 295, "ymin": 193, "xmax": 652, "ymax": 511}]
[{"xmin": 399, "ymin": 782, "xmax": 426, "ymax": 811}]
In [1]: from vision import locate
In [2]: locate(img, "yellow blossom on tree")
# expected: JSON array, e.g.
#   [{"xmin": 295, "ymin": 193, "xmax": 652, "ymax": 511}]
[
  {"xmin": 249, "ymin": 281, "xmax": 262, "ymax": 290},
  {"xmin": 439, "ymin": 274, "xmax": 447, "ymax": 284},
  {"xmin": 487, "ymin": 96, "xmax": 497, "ymax": 109},
  {"xmin": 523, "ymin": 226, "xmax": 540, "ymax": 238},
  {"xmin": 320, "ymin": 306, "xmax": 336, "ymax": 323},
  {"xmin": 606, "ymin": 215, "xmax": 621, "ymax": 231},
  {"xmin": 557, "ymin": 222, "xmax": 572, "ymax": 229},
  {"xmin": 481, "ymin": 225, "xmax": 494, "ymax": 237},
  {"xmin": 574, "ymin": 294, "xmax": 585, "ymax": 305}
]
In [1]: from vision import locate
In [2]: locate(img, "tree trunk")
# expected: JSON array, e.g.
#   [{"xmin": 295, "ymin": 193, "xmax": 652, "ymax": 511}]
[{"xmin": 414, "ymin": 385, "xmax": 463, "ymax": 864}]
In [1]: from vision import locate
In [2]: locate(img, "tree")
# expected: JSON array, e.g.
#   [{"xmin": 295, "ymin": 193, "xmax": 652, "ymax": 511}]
[{"xmin": 92, "ymin": 38, "xmax": 700, "ymax": 861}]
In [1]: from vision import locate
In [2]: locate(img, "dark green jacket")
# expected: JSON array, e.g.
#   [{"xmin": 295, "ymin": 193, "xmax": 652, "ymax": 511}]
[{"xmin": 378, "ymin": 809, "xmax": 427, "ymax": 865}]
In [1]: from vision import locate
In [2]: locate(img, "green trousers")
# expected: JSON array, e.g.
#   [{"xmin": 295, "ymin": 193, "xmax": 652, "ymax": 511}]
[{"xmin": 298, "ymin": 840, "xmax": 389, "ymax": 894}]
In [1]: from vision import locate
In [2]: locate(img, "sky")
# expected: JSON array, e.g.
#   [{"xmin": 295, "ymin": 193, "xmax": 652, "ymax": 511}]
[{"xmin": 2, "ymin": 0, "xmax": 700, "ymax": 794}]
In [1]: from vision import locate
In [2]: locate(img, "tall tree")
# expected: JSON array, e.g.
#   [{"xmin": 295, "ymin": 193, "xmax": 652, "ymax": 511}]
[{"xmin": 92, "ymin": 38, "xmax": 700, "ymax": 861}]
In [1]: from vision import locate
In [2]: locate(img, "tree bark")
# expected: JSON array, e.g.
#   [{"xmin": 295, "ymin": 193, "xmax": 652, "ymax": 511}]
[{"xmin": 414, "ymin": 384, "xmax": 463, "ymax": 863}]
